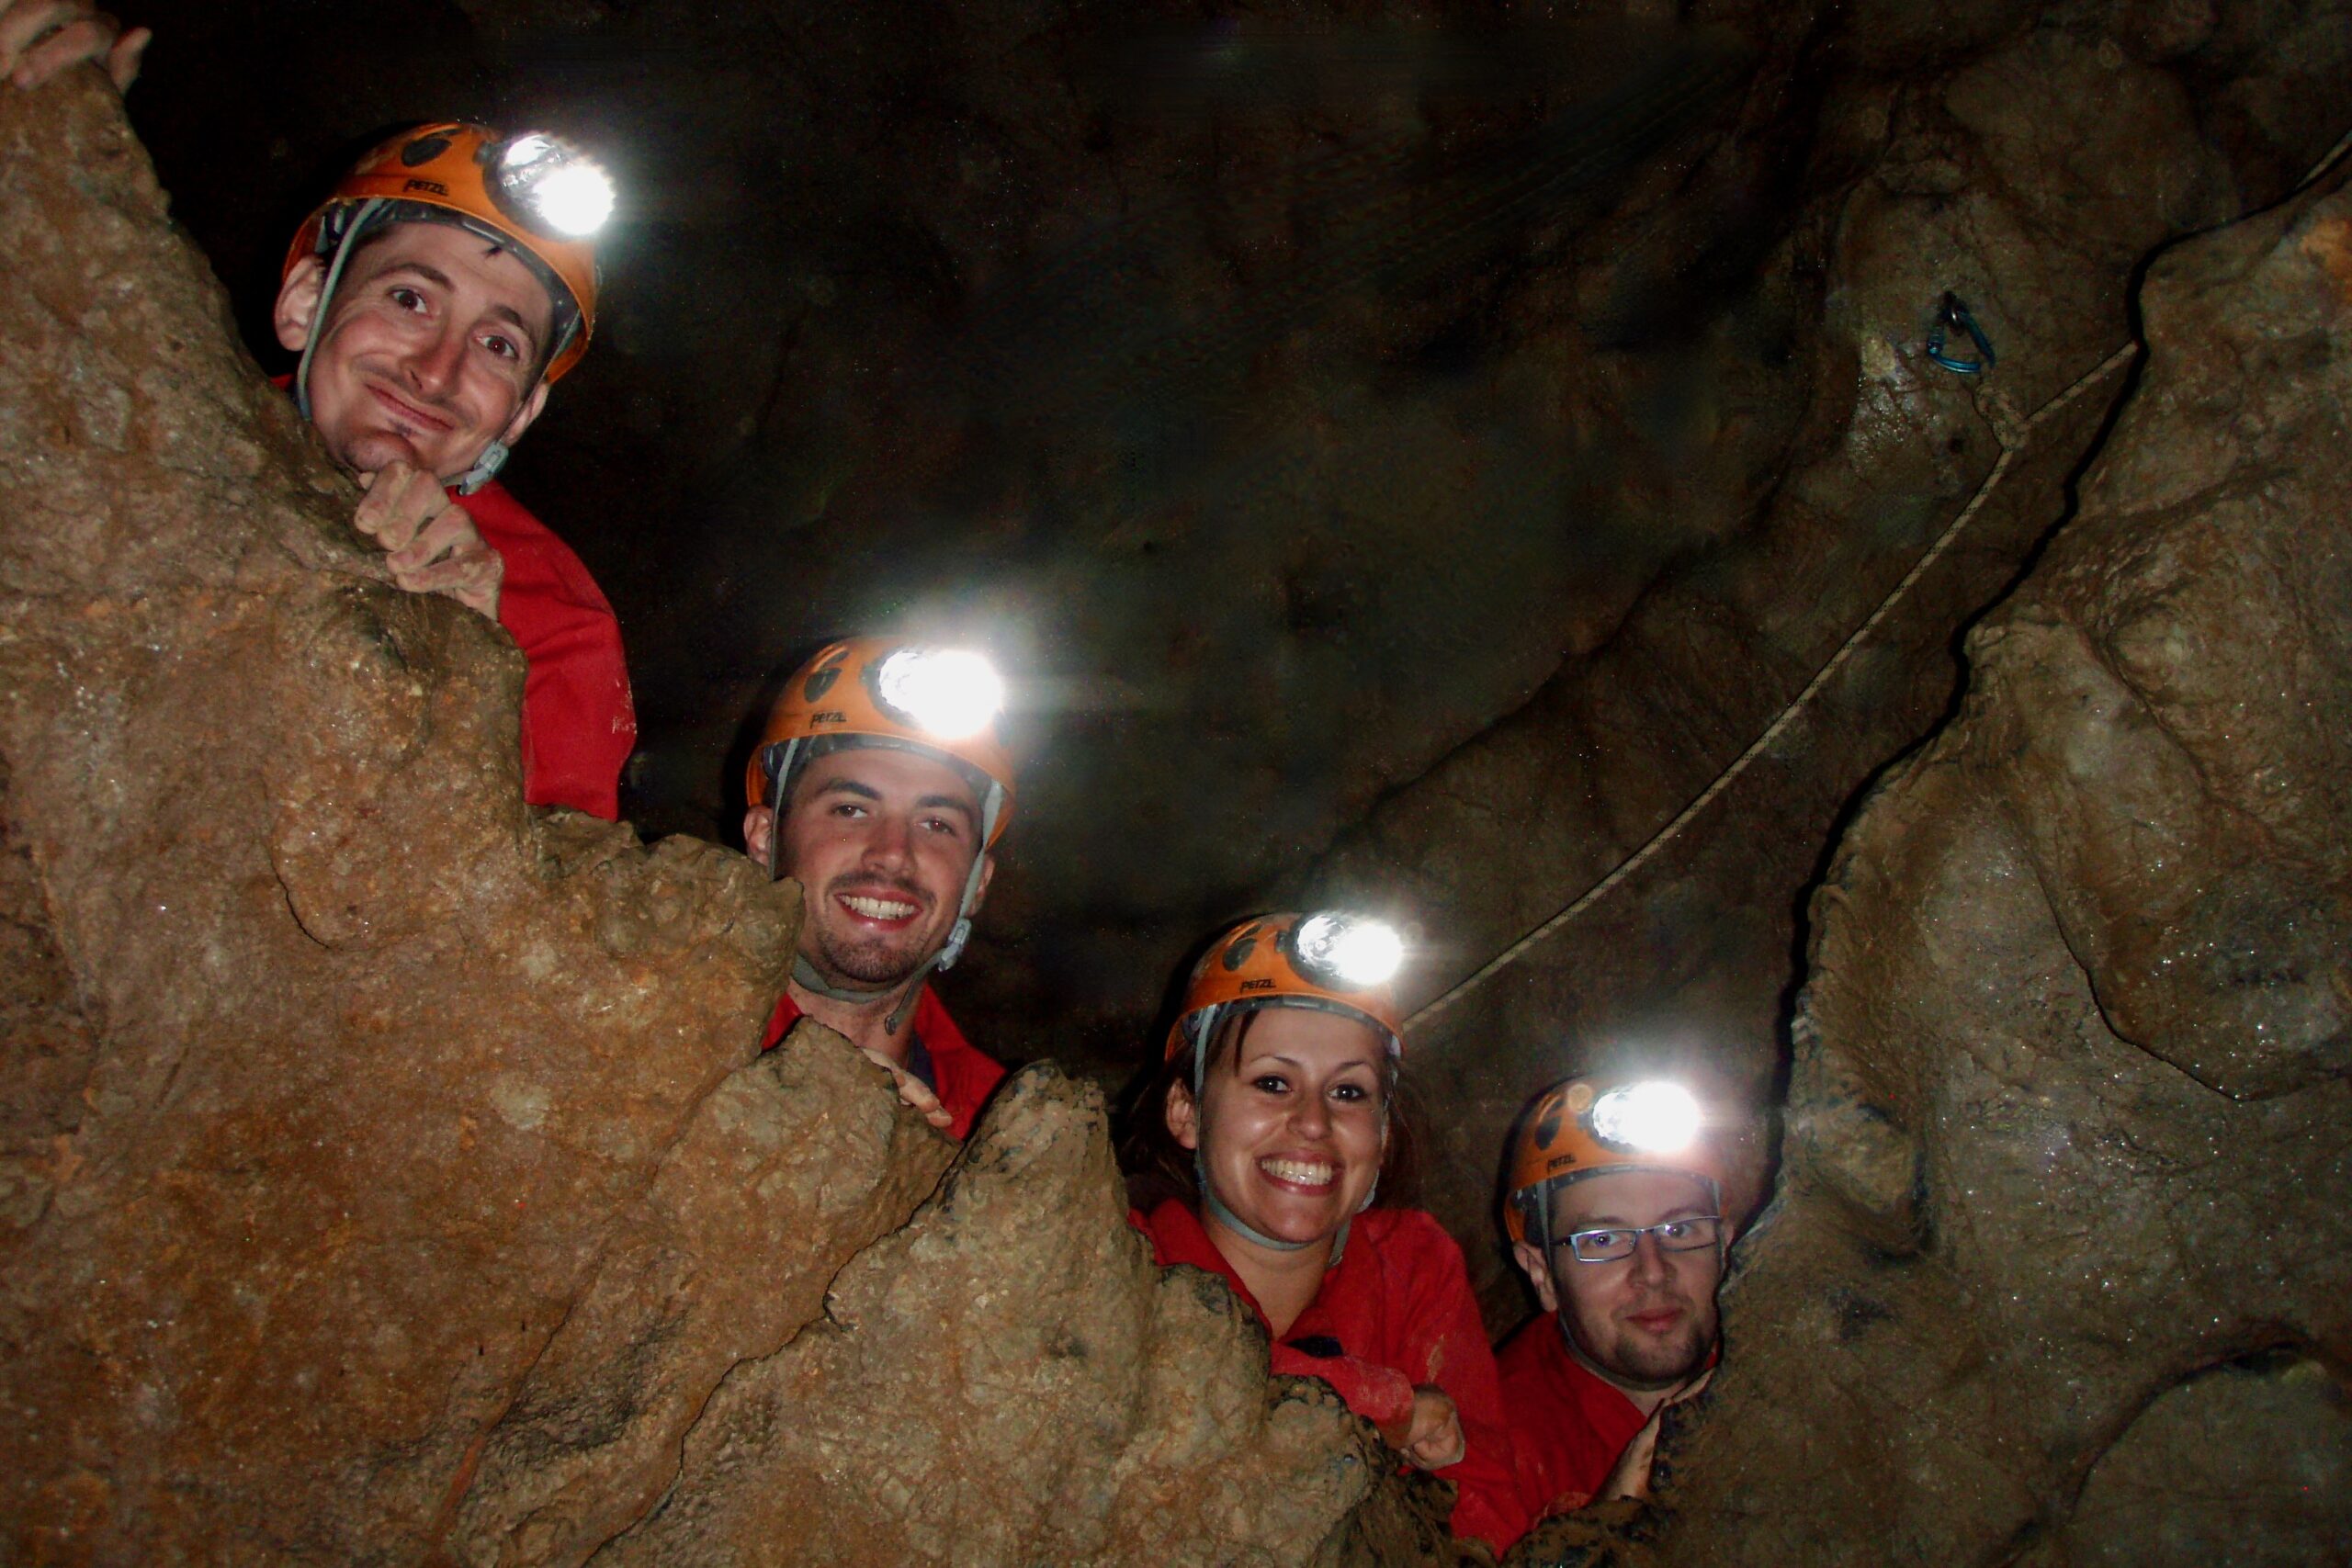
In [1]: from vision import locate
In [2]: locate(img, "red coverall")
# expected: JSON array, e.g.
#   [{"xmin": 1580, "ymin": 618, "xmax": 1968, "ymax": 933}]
[
  {"xmin": 1131, "ymin": 1199, "xmax": 1530, "ymax": 1552},
  {"xmin": 762, "ymin": 989, "xmax": 1005, "ymax": 1141},
  {"xmin": 270, "ymin": 378, "xmax": 636, "ymax": 819},
  {"xmin": 1494, "ymin": 1313, "xmax": 1647, "ymax": 1520},
  {"xmin": 455, "ymin": 480, "xmax": 637, "ymax": 819}
]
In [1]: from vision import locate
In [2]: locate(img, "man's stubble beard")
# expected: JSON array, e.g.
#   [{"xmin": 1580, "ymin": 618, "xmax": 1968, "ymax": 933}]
[
  {"xmin": 1608, "ymin": 1318, "xmax": 1712, "ymax": 1386},
  {"xmin": 803, "ymin": 879, "xmax": 944, "ymax": 990},
  {"xmin": 808, "ymin": 922, "xmax": 930, "ymax": 988},
  {"xmin": 337, "ymin": 431, "xmax": 422, "ymax": 477},
  {"xmin": 1570, "ymin": 1290, "xmax": 1718, "ymax": 1390}
]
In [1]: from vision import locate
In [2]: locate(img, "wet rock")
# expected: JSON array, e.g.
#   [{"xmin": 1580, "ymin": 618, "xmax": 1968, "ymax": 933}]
[
  {"xmin": 1607, "ymin": 161, "xmax": 2352, "ymax": 1563},
  {"xmin": 2040, "ymin": 1353, "xmax": 2352, "ymax": 1567},
  {"xmin": 1307, "ymin": 6, "xmax": 2312, "ymax": 1324}
]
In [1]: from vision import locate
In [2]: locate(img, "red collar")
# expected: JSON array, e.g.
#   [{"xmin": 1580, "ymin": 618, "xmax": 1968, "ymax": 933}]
[{"xmin": 766, "ymin": 984, "xmax": 977, "ymax": 1060}]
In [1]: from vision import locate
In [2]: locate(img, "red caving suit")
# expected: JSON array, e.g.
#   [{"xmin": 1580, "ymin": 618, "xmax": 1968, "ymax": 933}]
[
  {"xmin": 1131, "ymin": 1199, "xmax": 1530, "ymax": 1552},
  {"xmin": 269, "ymin": 378, "xmax": 636, "ymax": 819},
  {"xmin": 1494, "ymin": 1313, "xmax": 1648, "ymax": 1520},
  {"xmin": 762, "ymin": 988, "xmax": 1006, "ymax": 1141},
  {"xmin": 454, "ymin": 480, "xmax": 636, "ymax": 820}
]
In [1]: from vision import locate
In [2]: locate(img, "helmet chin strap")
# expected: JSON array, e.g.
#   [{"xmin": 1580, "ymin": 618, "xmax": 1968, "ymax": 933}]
[
  {"xmin": 295, "ymin": 198, "xmax": 384, "ymax": 423},
  {"xmin": 1194, "ymin": 1153, "xmax": 1370, "ymax": 1267},
  {"xmin": 789, "ymin": 950, "xmax": 936, "ymax": 1038},
  {"xmin": 449, "ymin": 438, "xmax": 510, "ymax": 494},
  {"xmin": 1198, "ymin": 1152, "xmax": 1317, "ymax": 1254}
]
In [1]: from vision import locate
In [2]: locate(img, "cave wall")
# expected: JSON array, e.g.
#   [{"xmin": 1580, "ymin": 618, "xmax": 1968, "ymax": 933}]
[
  {"xmin": 1305, "ymin": 2, "xmax": 2352, "ymax": 1326},
  {"xmin": 6, "ymin": 2, "xmax": 2350, "ymax": 1562},
  {"xmin": 1526, "ymin": 146, "xmax": 2352, "ymax": 1568},
  {"xmin": 112, "ymin": 1, "xmax": 2352, "ymax": 1169}
]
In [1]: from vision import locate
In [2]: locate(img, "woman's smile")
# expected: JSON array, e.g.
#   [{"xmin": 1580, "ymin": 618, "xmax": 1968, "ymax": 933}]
[{"xmin": 1175, "ymin": 1006, "xmax": 1392, "ymax": 1254}]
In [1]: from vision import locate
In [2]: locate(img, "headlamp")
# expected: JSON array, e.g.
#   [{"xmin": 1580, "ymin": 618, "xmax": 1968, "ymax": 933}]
[
  {"xmin": 1291, "ymin": 912, "xmax": 1404, "ymax": 989},
  {"xmin": 871, "ymin": 648, "xmax": 1006, "ymax": 741},
  {"xmin": 492, "ymin": 132, "xmax": 615, "ymax": 238},
  {"xmin": 1589, "ymin": 1080, "xmax": 1701, "ymax": 1155}
]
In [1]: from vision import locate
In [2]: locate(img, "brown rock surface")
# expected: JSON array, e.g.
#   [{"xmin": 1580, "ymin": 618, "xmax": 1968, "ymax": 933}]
[
  {"xmin": 595, "ymin": 1066, "xmax": 1455, "ymax": 1568},
  {"xmin": 2046, "ymin": 1353, "xmax": 2352, "ymax": 1567},
  {"xmin": 10, "ymin": 17, "xmax": 2351, "ymax": 1568},
  {"xmin": 1530, "ymin": 158, "xmax": 2352, "ymax": 1564},
  {"xmin": 0, "ymin": 73, "xmax": 1450, "ymax": 1568},
  {"xmin": 0, "ymin": 69, "xmax": 797, "ymax": 1563}
]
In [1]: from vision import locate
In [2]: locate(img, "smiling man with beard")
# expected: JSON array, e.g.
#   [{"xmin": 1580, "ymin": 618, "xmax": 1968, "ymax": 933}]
[
  {"xmin": 741, "ymin": 639, "xmax": 1014, "ymax": 1137},
  {"xmin": 1497, "ymin": 1074, "xmax": 1730, "ymax": 1519}
]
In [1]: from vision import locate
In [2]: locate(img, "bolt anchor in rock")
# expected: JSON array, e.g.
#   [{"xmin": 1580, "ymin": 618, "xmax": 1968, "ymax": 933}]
[{"xmin": 1926, "ymin": 290, "xmax": 1996, "ymax": 375}]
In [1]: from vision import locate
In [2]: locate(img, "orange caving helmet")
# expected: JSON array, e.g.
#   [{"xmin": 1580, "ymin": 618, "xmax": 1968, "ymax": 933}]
[
  {"xmin": 747, "ymin": 638, "xmax": 1017, "ymax": 851},
  {"xmin": 1503, "ymin": 1074, "xmax": 1725, "ymax": 1245},
  {"xmin": 1163, "ymin": 911, "xmax": 1408, "ymax": 1068},
  {"xmin": 285, "ymin": 122, "xmax": 608, "ymax": 384}
]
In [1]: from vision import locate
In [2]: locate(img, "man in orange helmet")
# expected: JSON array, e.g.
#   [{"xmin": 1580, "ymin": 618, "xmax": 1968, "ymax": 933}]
[
  {"xmin": 6, "ymin": 8, "xmax": 636, "ymax": 820},
  {"xmin": 741, "ymin": 639, "xmax": 1013, "ymax": 1138},
  {"xmin": 1496, "ymin": 1073, "xmax": 1729, "ymax": 1519}
]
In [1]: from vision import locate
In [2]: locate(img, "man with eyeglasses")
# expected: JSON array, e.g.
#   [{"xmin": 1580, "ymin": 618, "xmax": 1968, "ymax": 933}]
[{"xmin": 1495, "ymin": 1075, "xmax": 1729, "ymax": 1519}]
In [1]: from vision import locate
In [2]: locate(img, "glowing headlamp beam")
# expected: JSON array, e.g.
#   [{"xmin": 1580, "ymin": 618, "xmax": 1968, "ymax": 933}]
[
  {"xmin": 1589, "ymin": 1080, "xmax": 1701, "ymax": 1154},
  {"xmin": 873, "ymin": 648, "xmax": 1005, "ymax": 741},
  {"xmin": 495, "ymin": 133, "xmax": 615, "ymax": 238},
  {"xmin": 1293, "ymin": 912, "xmax": 1404, "ymax": 987}
]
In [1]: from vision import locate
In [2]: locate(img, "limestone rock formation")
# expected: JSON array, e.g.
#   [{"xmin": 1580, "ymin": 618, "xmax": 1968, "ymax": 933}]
[
  {"xmin": 11, "ymin": 11, "xmax": 2351, "ymax": 1563},
  {"xmin": 594, "ymin": 1066, "xmax": 1445, "ymax": 1568},
  {"xmin": 0, "ymin": 76, "xmax": 1441, "ymax": 1566},
  {"xmin": 1528, "ymin": 158, "xmax": 2352, "ymax": 1565},
  {"xmin": 1309, "ymin": 9, "xmax": 2332, "ymax": 1321},
  {"xmin": 0, "ymin": 67, "xmax": 791, "ymax": 1562}
]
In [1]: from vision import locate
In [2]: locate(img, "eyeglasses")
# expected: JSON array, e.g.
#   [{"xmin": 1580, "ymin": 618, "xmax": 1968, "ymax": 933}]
[{"xmin": 1555, "ymin": 1215, "xmax": 1724, "ymax": 1263}]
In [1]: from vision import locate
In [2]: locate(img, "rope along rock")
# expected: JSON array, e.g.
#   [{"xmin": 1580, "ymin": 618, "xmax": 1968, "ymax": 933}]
[
  {"xmin": 1401, "ymin": 120, "xmax": 2352, "ymax": 1035},
  {"xmin": 1402, "ymin": 342, "xmax": 2141, "ymax": 1033}
]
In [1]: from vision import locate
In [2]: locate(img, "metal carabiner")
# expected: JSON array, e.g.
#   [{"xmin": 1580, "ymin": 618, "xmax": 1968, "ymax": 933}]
[{"xmin": 1926, "ymin": 291, "xmax": 1996, "ymax": 375}]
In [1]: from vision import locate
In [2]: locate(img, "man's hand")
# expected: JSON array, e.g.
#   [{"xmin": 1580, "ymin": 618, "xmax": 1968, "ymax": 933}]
[
  {"xmin": 1378, "ymin": 1384, "xmax": 1465, "ymax": 1472},
  {"xmin": 355, "ymin": 463, "xmax": 503, "ymax": 621},
  {"xmin": 2, "ymin": 0, "xmax": 147, "ymax": 90},
  {"xmin": 1597, "ymin": 1367, "xmax": 1713, "ymax": 1503},
  {"xmin": 860, "ymin": 1046, "xmax": 955, "ymax": 1133}
]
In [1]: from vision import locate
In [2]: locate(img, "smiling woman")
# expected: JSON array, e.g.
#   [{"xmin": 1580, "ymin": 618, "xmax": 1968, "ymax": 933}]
[{"xmin": 1117, "ymin": 912, "xmax": 1530, "ymax": 1553}]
